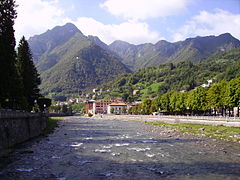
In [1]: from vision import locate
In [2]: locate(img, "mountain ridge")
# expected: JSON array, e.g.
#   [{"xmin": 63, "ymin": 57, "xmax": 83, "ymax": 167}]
[
  {"xmin": 28, "ymin": 23, "xmax": 131, "ymax": 94},
  {"xmin": 109, "ymin": 32, "xmax": 240, "ymax": 70},
  {"xmin": 28, "ymin": 23, "xmax": 82, "ymax": 63},
  {"xmin": 28, "ymin": 23, "xmax": 240, "ymax": 94}
]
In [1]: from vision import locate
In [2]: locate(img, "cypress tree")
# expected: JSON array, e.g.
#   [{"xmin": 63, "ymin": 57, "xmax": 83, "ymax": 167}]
[
  {"xmin": 16, "ymin": 36, "xmax": 41, "ymax": 111},
  {"xmin": 0, "ymin": 0, "xmax": 24, "ymax": 109}
]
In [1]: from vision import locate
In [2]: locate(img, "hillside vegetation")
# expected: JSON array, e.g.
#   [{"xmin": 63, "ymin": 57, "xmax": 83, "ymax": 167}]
[
  {"xmin": 28, "ymin": 23, "xmax": 131, "ymax": 94},
  {"xmin": 100, "ymin": 47, "xmax": 240, "ymax": 102},
  {"xmin": 28, "ymin": 23, "xmax": 240, "ymax": 96}
]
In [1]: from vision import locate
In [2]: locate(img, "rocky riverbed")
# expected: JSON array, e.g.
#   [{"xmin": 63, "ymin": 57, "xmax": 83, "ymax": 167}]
[{"xmin": 0, "ymin": 116, "xmax": 240, "ymax": 180}]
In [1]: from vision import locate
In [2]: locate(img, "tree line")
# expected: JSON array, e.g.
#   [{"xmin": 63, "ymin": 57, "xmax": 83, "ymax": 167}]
[
  {"xmin": 129, "ymin": 77, "xmax": 240, "ymax": 116},
  {"xmin": 0, "ymin": 0, "xmax": 45, "ymax": 111}
]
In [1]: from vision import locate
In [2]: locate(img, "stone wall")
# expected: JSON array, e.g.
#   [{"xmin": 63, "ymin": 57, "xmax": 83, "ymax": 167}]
[{"xmin": 0, "ymin": 110, "xmax": 48, "ymax": 151}]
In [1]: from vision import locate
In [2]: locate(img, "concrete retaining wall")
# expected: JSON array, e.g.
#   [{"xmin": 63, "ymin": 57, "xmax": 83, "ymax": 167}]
[{"xmin": 0, "ymin": 110, "xmax": 48, "ymax": 151}]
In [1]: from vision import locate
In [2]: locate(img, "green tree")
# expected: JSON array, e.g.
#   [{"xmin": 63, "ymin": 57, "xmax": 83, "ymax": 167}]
[
  {"xmin": 207, "ymin": 82, "xmax": 222, "ymax": 114},
  {"xmin": 0, "ymin": 0, "xmax": 25, "ymax": 109},
  {"xmin": 149, "ymin": 100, "xmax": 157, "ymax": 113},
  {"xmin": 207, "ymin": 81, "xmax": 230, "ymax": 115},
  {"xmin": 158, "ymin": 91, "xmax": 173, "ymax": 112},
  {"xmin": 142, "ymin": 98, "xmax": 152, "ymax": 114},
  {"xmin": 16, "ymin": 36, "xmax": 41, "ymax": 111},
  {"xmin": 187, "ymin": 87, "xmax": 207, "ymax": 114},
  {"xmin": 121, "ymin": 107, "xmax": 127, "ymax": 114},
  {"xmin": 229, "ymin": 77, "xmax": 240, "ymax": 107},
  {"xmin": 170, "ymin": 91, "xmax": 187, "ymax": 114},
  {"xmin": 169, "ymin": 91, "xmax": 178, "ymax": 112},
  {"xmin": 37, "ymin": 97, "xmax": 52, "ymax": 112},
  {"xmin": 110, "ymin": 107, "xmax": 114, "ymax": 114},
  {"xmin": 71, "ymin": 103, "xmax": 86, "ymax": 114}
]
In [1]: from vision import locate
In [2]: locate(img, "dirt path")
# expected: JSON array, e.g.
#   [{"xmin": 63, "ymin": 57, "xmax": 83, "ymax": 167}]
[{"xmin": 0, "ymin": 116, "xmax": 240, "ymax": 180}]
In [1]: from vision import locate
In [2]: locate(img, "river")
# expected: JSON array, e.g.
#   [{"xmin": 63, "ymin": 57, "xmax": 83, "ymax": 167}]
[{"xmin": 0, "ymin": 116, "xmax": 240, "ymax": 179}]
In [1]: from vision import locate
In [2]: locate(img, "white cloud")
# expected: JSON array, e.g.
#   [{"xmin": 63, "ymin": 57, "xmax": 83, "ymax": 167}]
[
  {"xmin": 74, "ymin": 17, "xmax": 162, "ymax": 44},
  {"xmin": 14, "ymin": 0, "xmax": 70, "ymax": 43},
  {"xmin": 14, "ymin": 0, "xmax": 163, "ymax": 45},
  {"xmin": 172, "ymin": 9, "xmax": 240, "ymax": 42},
  {"xmin": 100, "ymin": 0, "xmax": 190, "ymax": 20}
]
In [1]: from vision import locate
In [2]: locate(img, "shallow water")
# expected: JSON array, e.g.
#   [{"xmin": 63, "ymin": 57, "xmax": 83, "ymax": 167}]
[{"xmin": 0, "ymin": 116, "xmax": 240, "ymax": 180}]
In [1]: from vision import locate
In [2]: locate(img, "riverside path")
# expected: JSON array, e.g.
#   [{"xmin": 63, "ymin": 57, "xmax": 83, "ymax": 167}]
[{"xmin": 0, "ymin": 116, "xmax": 240, "ymax": 180}]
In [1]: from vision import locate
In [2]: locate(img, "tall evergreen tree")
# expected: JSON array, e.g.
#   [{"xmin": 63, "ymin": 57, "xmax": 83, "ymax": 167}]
[
  {"xmin": 0, "ymin": 0, "xmax": 24, "ymax": 109},
  {"xmin": 17, "ymin": 36, "xmax": 41, "ymax": 111}
]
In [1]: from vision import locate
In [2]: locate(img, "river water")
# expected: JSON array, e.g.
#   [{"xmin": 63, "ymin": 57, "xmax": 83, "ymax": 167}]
[{"xmin": 0, "ymin": 116, "xmax": 240, "ymax": 180}]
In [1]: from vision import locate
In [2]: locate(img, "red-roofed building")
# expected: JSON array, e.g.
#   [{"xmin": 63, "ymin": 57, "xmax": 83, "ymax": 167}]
[{"xmin": 107, "ymin": 102, "xmax": 128, "ymax": 114}]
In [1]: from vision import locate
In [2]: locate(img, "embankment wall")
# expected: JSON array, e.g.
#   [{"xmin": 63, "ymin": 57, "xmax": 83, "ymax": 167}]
[{"xmin": 0, "ymin": 110, "xmax": 47, "ymax": 151}]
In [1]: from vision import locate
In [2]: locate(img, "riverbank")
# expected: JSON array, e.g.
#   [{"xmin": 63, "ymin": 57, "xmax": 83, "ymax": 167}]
[
  {"xmin": 95, "ymin": 115, "xmax": 240, "ymax": 142},
  {"xmin": 98, "ymin": 114, "xmax": 240, "ymax": 127}
]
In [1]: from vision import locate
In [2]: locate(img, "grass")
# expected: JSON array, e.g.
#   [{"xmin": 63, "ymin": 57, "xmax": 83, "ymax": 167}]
[
  {"xmin": 140, "ymin": 82, "xmax": 163, "ymax": 97},
  {"xmin": 145, "ymin": 121, "xmax": 240, "ymax": 141},
  {"xmin": 44, "ymin": 117, "xmax": 64, "ymax": 134}
]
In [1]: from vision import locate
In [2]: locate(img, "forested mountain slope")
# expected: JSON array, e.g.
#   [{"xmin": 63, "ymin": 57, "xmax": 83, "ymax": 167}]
[
  {"xmin": 28, "ymin": 23, "xmax": 130, "ymax": 94},
  {"xmin": 100, "ymin": 47, "xmax": 240, "ymax": 101}
]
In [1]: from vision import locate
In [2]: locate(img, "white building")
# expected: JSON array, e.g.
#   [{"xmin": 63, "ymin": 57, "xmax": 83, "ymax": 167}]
[{"xmin": 107, "ymin": 102, "xmax": 128, "ymax": 115}]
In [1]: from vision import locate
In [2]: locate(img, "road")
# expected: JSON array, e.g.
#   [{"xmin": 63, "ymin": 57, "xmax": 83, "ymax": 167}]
[{"xmin": 0, "ymin": 116, "xmax": 240, "ymax": 180}]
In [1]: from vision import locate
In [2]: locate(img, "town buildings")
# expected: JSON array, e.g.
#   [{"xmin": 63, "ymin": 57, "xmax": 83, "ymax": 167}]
[
  {"xmin": 85, "ymin": 99, "xmax": 128, "ymax": 115},
  {"xmin": 107, "ymin": 102, "xmax": 128, "ymax": 114}
]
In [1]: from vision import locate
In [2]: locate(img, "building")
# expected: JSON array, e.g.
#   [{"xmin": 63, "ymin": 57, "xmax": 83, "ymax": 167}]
[
  {"xmin": 85, "ymin": 100, "xmax": 95, "ymax": 114},
  {"xmin": 107, "ymin": 102, "xmax": 128, "ymax": 115},
  {"xmin": 201, "ymin": 79, "xmax": 213, "ymax": 88},
  {"xmin": 93, "ymin": 100, "xmax": 113, "ymax": 114},
  {"xmin": 133, "ymin": 90, "xmax": 140, "ymax": 95},
  {"xmin": 85, "ymin": 98, "xmax": 128, "ymax": 115},
  {"xmin": 86, "ymin": 100, "xmax": 113, "ymax": 114}
]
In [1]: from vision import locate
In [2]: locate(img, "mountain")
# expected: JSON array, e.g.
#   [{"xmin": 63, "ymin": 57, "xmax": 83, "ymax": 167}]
[
  {"xmin": 28, "ymin": 23, "xmax": 81, "ymax": 64},
  {"xmin": 100, "ymin": 47, "xmax": 240, "ymax": 101},
  {"xmin": 28, "ymin": 23, "xmax": 131, "ymax": 94},
  {"xmin": 109, "ymin": 33, "xmax": 240, "ymax": 70},
  {"xmin": 87, "ymin": 35, "xmax": 109, "ymax": 52},
  {"xmin": 29, "ymin": 23, "xmax": 240, "ymax": 94}
]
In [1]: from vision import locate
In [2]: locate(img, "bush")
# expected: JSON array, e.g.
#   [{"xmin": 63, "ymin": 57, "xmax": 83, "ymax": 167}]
[{"xmin": 88, "ymin": 113, "xmax": 93, "ymax": 117}]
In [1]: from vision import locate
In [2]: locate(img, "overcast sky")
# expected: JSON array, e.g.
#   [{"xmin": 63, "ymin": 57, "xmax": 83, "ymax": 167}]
[{"xmin": 14, "ymin": 0, "xmax": 240, "ymax": 45}]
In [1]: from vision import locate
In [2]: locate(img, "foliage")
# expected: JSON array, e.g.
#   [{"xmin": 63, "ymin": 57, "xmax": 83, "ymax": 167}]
[
  {"xmin": 121, "ymin": 107, "xmax": 127, "ymax": 114},
  {"xmin": 186, "ymin": 87, "xmax": 208, "ymax": 113},
  {"xmin": 28, "ymin": 24, "xmax": 131, "ymax": 94},
  {"xmin": 49, "ymin": 104, "xmax": 74, "ymax": 115},
  {"xmin": 44, "ymin": 117, "xmax": 64, "ymax": 134},
  {"xmin": 16, "ymin": 36, "xmax": 41, "ymax": 111},
  {"xmin": 37, "ymin": 97, "xmax": 52, "ymax": 112},
  {"xmin": 0, "ymin": 0, "xmax": 25, "ymax": 109},
  {"xmin": 71, "ymin": 103, "xmax": 85, "ymax": 114},
  {"xmin": 100, "ymin": 48, "xmax": 240, "ymax": 101},
  {"xmin": 0, "ymin": 2, "xmax": 44, "ymax": 111},
  {"xmin": 110, "ymin": 107, "xmax": 114, "ymax": 114},
  {"xmin": 229, "ymin": 77, "xmax": 240, "ymax": 107},
  {"xmin": 130, "ymin": 77, "xmax": 240, "ymax": 116}
]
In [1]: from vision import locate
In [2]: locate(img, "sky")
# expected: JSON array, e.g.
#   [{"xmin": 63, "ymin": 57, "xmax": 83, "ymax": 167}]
[{"xmin": 14, "ymin": 0, "xmax": 240, "ymax": 45}]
